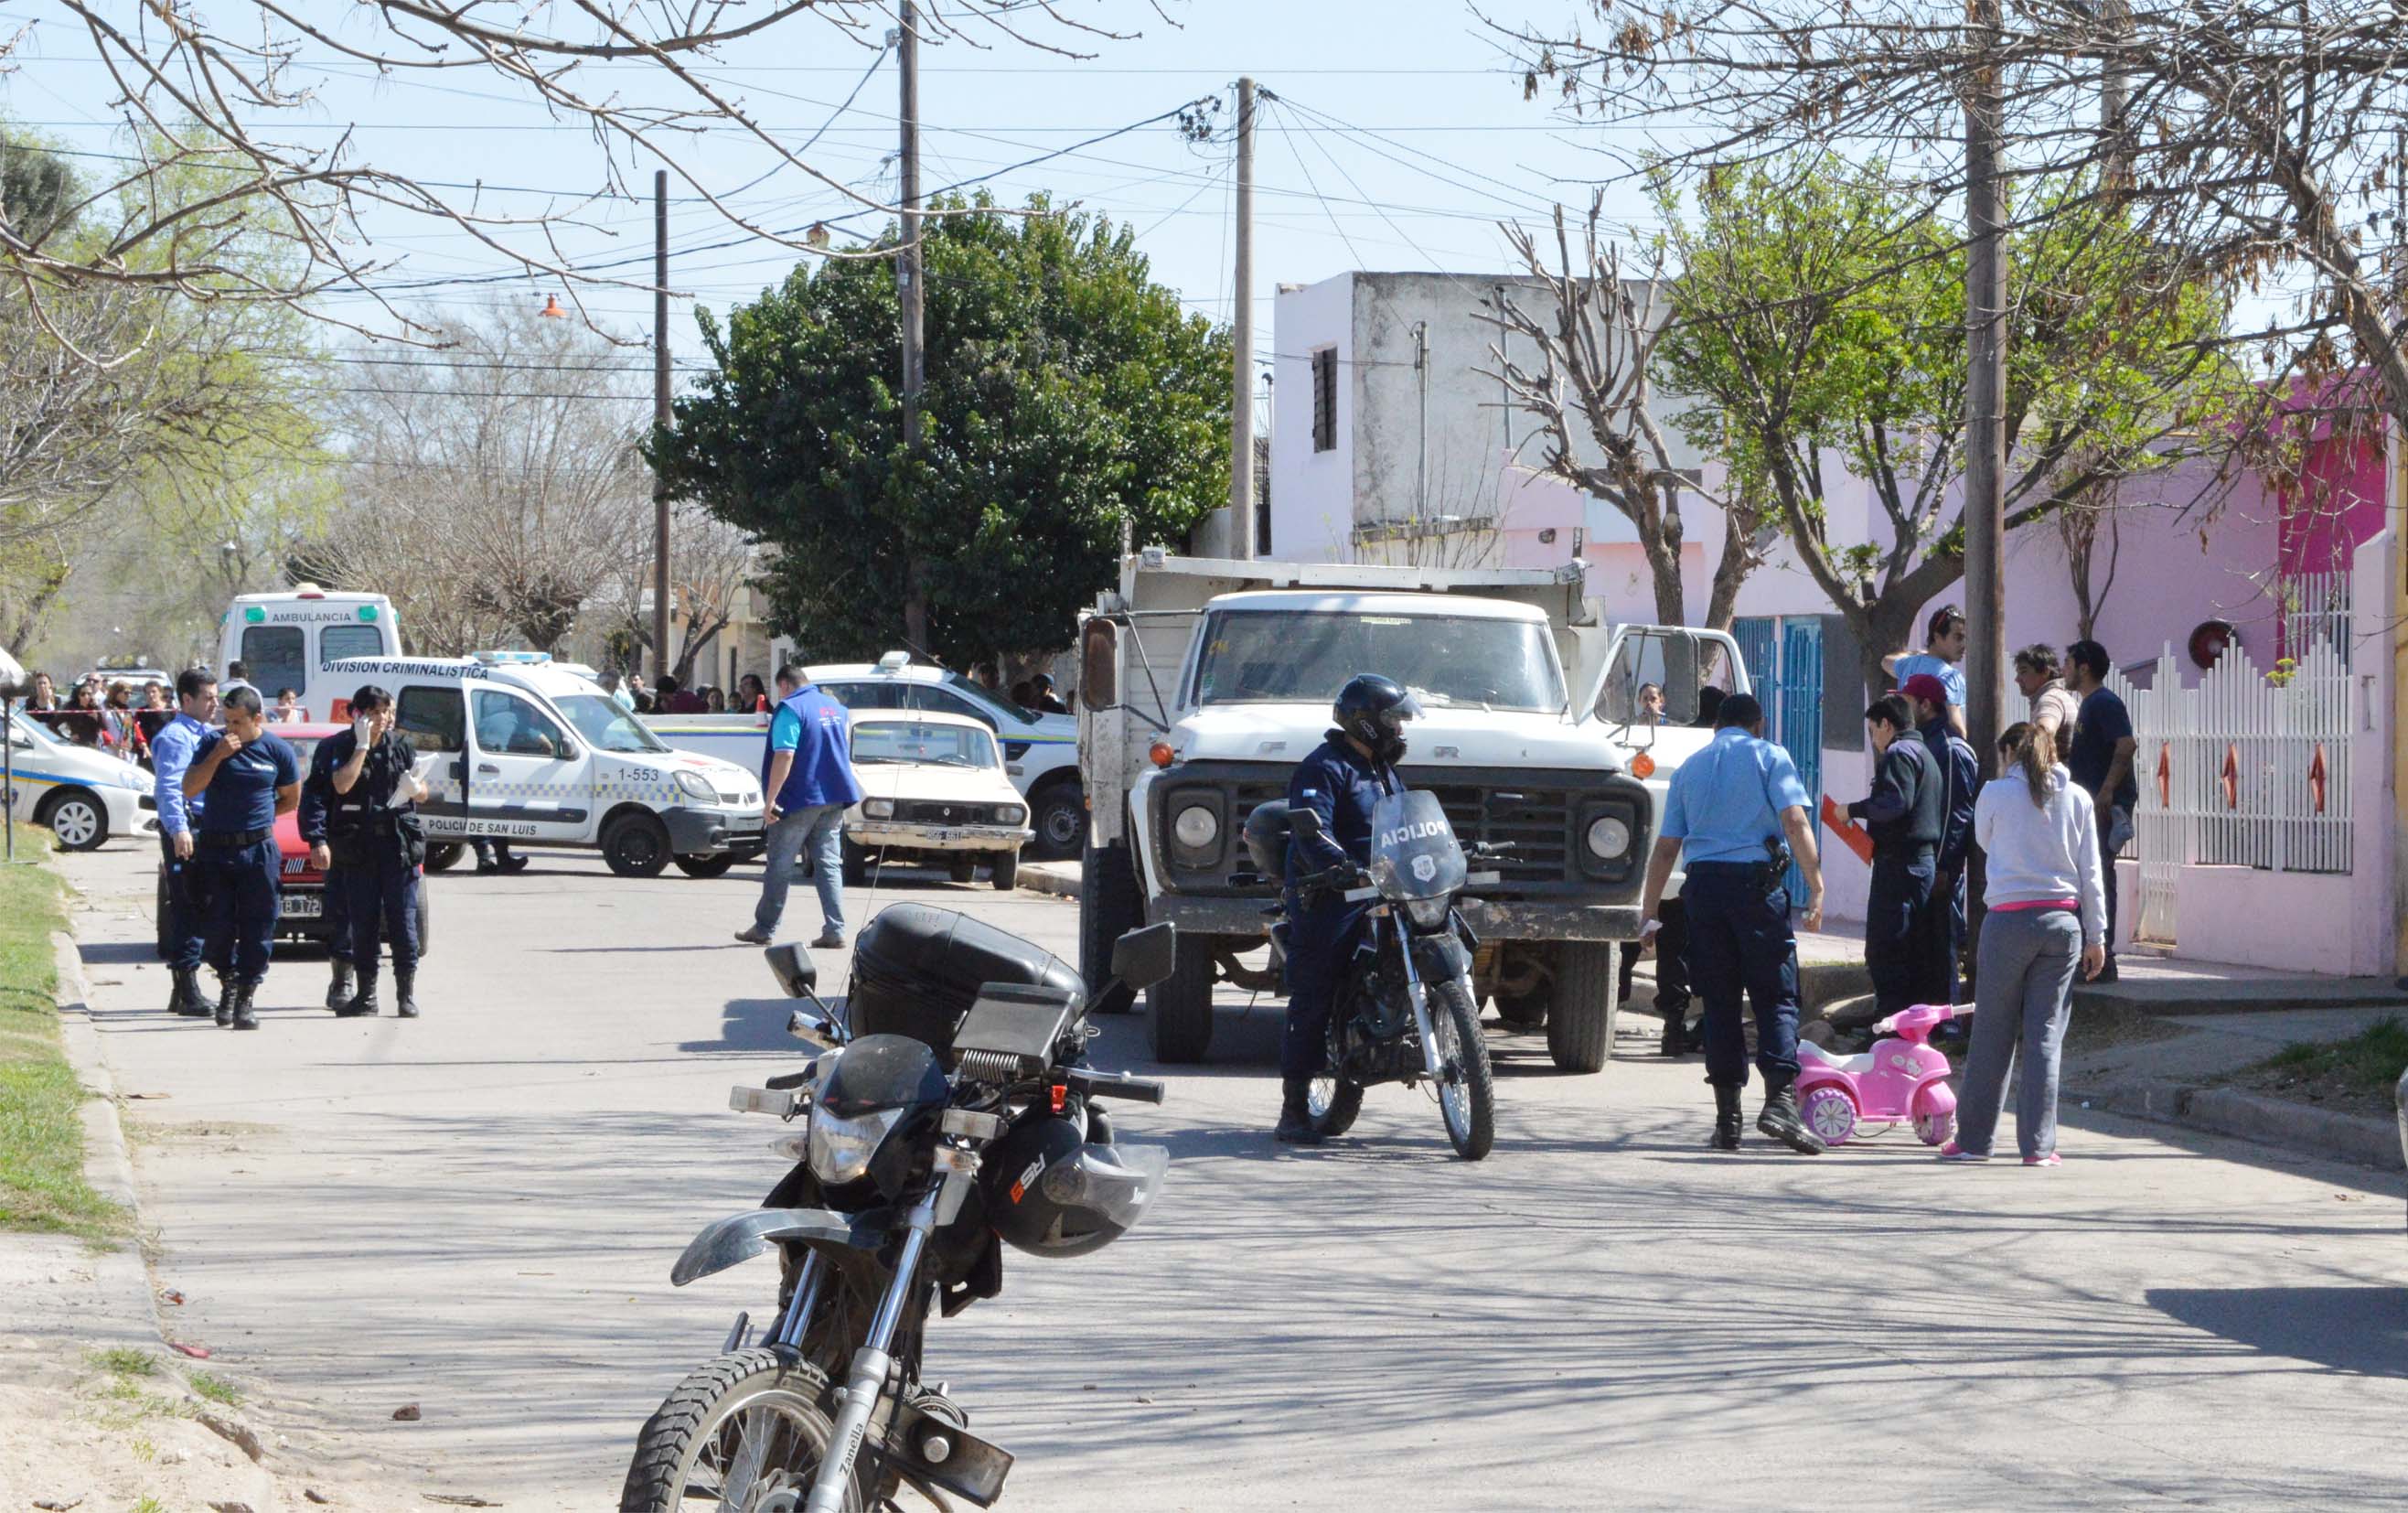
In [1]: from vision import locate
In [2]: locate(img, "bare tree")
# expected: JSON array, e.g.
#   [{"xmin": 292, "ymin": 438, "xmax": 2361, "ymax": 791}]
[
  {"xmin": 2059, "ymin": 485, "xmax": 2124, "ymax": 643},
  {"xmin": 1483, "ymin": 199, "xmax": 1778, "ymax": 629},
  {"xmin": 593, "ymin": 499, "xmax": 759, "ymax": 681},
  {"xmin": 0, "ymin": 2, "xmax": 1160, "ymax": 349}
]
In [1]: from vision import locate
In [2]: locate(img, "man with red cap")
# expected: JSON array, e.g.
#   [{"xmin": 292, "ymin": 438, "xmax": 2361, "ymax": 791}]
[{"xmin": 1903, "ymin": 671, "xmax": 1979, "ymax": 1004}]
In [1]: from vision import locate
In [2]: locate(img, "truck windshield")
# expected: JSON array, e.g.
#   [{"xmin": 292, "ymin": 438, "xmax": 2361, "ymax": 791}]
[
  {"xmin": 1193, "ymin": 611, "xmax": 1567, "ymax": 713},
  {"xmin": 555, "ymin": 693, "xmax": 669, "ymax": 754}
]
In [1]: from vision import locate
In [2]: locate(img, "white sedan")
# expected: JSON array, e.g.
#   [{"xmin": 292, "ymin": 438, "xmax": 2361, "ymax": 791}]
[
  {"xmin": 840, "ymin": 711, "xmax": 1034, "ymax": 890},
  {"xmin": 4, "ymin": 713, "xmax": 158, "ymax": 851}
]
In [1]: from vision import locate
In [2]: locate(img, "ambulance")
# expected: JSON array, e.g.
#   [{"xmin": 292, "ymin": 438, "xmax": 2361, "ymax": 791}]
[
  {"xmin": 219, "ymin": 586, "xmax": 402, "ymax": 720},
  {"xmin": 326, "ymin": 652, "xmax": 766, "ymax": 878}
]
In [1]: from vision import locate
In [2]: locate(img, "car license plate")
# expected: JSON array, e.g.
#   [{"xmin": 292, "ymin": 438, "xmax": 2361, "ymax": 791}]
[
  {"xmin": 727, "ymin": 813, "xmax": 762, "ymax": 833},
  {"xmin": 280, "ymin": 893, "xmax": 323, "ymax": 919}
]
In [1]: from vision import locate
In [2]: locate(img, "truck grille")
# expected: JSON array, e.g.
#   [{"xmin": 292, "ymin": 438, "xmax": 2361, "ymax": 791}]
[{"xmin": 1424, "ymin": 784, "xmax": 1572, "ymax": 885}]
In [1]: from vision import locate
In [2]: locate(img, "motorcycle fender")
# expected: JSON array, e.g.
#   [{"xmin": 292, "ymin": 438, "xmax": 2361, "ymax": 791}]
[
  {"xmin": 1911, "ymin": 1079, "xmax": 1958, "ymax": 1119},
  {"xmin": 670, "ymin": 1207, "xmax": 887, "ymax": 1287},
  {"xmin": 1409, "ymin": 931, "xmax": 1472, "ymax": 982}
]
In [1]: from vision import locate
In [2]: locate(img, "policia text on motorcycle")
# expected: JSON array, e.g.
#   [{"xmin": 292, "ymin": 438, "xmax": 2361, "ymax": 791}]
[
  {"xmin": 305, "ymin": 685, "xmax": 429, "ymax": 1019},
  {"xmin": 1636, "ymin": 692, "xmax": 1830, "ymax": 1154},
  {"xmin": 180, "ymin": 685, "xmax": 303, "ymax": 1031},
  {"xmin": 1274, "ymin": 674, "xmax": 1417, "ymax": 1144}
]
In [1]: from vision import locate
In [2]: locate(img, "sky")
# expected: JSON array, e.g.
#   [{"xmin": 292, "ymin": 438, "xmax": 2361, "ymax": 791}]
[{"xmin": 3, "ymin": 0, "xmax": 1673, "ymax": 403}]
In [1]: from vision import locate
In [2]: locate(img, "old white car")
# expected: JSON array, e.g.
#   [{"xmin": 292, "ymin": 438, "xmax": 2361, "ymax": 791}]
[{"xmin": 841, "ymin": 711, "xmax": 1033, "ymax": 890}]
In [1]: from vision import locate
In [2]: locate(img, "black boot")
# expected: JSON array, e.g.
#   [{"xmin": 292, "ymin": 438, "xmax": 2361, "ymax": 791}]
[
  {"xmin": 325, "ymin": 957, "xmax": 356, "ymax": 1014},
  {"xmin": 336, "ymin": 965, "xmax": 379, "ymax": 1018},
  {"xmin": 1708, "ymin": 1084, "xmax": 1743, "ymax": 1151},
  {"xmin": 1757, "ymin": 1071, "xmax": 1825, "ymax": 1154},
  {"xmin": 1660, "ymin": 1010, "xmax": 1691, "ymax": 1057},
  {"xmin": 213, "ymin": 975, "xmax": 236, "ymax": 1027},
  {"xmin": 230, "ymin": 982, "xmax": 260, "ymax": 1032},
  {"xmin": 1273, "ymin": 1078, "xmax": 1322, "ymax": 1144},
  {"xmin": 393, "ymin": 969, "xmax": 418, "ymax": 1019},
  {"xmin": 170, "ymin": 968, "xmax": 209, "ymax": 1016}
]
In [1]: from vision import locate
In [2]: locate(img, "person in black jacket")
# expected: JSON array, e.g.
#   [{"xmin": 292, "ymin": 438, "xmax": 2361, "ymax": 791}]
[
  {"xmin": 1902, "ymin": 672, "xmax": 1979, "ymax": 1005},
  {"xmin": 1847, "ymin": 694, "xmax": 1944, "ymax": 1018},
  {"xmin": 1276, "ymin": 674, "xmax": 1416, "ymax": 1144},
  {"xmin": 320, "ymin": 685, "xmax": 429, "ymax": 1018},
  {"xmin": 298, "ymin": 735, "xmax": 358, "ymax": 1014}
]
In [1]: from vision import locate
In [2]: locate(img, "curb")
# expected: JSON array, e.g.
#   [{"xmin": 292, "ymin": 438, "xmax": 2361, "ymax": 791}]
[
  {"xmin": 2076, "ymin": 1074, "xmax": 2404, "ymax": 1171},
  {"xmin": 50, "ymin": 928, "xmax": 169, "ymax": 1357},
  {"xmin": 1016, "ymin": 863, "xmax": 1078, "ymax": 899}
]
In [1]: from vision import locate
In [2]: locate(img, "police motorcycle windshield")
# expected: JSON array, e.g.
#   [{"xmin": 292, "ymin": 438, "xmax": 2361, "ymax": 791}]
[{"xmin": 1367, "ymin": 790, "xmax": 1467, "ymax": 902}]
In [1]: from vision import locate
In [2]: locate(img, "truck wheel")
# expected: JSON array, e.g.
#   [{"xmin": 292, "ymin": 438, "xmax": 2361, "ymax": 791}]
[
  {"xmin": 990, "ymin": 850, "xmax": 1020, "ymax": 891},
  {"xmin": 424, "ymin": 842, "xmax": 465, "ymax": 874},
  {"xmin": 1148, "ymin": 932, "xmax": 1218, "ymax": 1063},
  {"xmin": 1077, "ymin": 838, "xmax": 1143, "ymax": 997},
  {"xmin": 1493, "ymin": 987, "xmax": 1549, "ymax": 1029},
  {"xmin": 602, "ymin": 812, "xmax": 673, "ymax": 878},
  {"xmin": 1546, "ymin": 942, "xmax": 1621, "ymax": 1074},
  {"xmin": 672, "ymin": 853, "xmax": 738, "ymax": 879},
  {"xmin": 1028, "ymin": 778, "xmax": 1086, "ymax": 861}
]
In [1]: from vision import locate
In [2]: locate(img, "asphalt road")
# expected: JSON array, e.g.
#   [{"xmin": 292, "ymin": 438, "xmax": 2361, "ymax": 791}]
[{"xmin": 59, "ymin": 839, "xmax": 2408, "ymax": 1510}]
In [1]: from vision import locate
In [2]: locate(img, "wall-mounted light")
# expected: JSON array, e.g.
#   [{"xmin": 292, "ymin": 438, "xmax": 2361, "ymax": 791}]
[{"xmin": 1537, "ymin": 528, "xmax": 1557, "ymax": 544}]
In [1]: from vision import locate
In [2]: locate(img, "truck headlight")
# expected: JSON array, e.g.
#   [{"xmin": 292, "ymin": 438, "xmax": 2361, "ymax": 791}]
[
  {"xmin": 863, "ymin": 798, "xmax": 894, "ymax": 819},
  {"xmin": 1585, "ymin": 814, "xmax": 1632, "ymax": 858},
  {"xmin": 1172, "ymin": 804, "xmax": 1219, "ymax": 851},
  {"xmin": 674, "ymin": 769, "xmax": 714, "ymax": 800}
]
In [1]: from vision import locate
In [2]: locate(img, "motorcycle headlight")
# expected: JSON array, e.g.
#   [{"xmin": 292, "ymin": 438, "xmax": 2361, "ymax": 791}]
[
  {"xmin": 807, "ymin": 1104, "xmax": 910, "ymax": 1186},
  {"xmin": 1405, "ymin": 896, "xmax": 1453, "ymax": 930},
  {"xmin": 1172, "ymin": 804, "xmax": 1219, "ymax": 850},
  {"xmin": 1586, "ymin": 814, "xmax": 1632, "ymax": 859},
  {"xmin": 862, "ymin": 798, "xmax": 894, "ymax": 819},
  {"xmin": 674, "ymin": 769, "xmax": 714, "ymax": 800}
]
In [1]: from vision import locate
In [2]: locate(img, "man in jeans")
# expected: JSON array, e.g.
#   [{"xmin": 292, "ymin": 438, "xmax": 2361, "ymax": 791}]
[
  {"xmin": 2063, "ymin": 639, "xmax": 2137, "ymax": 982},
  {"xmin": 735, "ymin": 662, "xmax": 862, "ymax": 950}
]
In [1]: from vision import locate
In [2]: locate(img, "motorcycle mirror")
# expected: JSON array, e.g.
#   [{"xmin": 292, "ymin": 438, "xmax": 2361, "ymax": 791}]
[
  {"xmin": 1109, "ymin": 921, "xmax": 1178, "ymax": 992},
  {"xmin": 764, "ymin": 943, "xmax": 818, "ymax": 998},
  {"xmin": 787, "ymin": 1006, "xmax": 843, "ymax": 1051}
]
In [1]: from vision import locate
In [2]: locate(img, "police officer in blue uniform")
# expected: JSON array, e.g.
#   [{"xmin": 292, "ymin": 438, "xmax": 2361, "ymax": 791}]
[
  {"xmin": 181, "ymin": 687, "xmax": 302, "ymax": 1030},
  {"xmin": 1275, "ymin": 673, "xmax": 1418, "ymax": 1144},
  {"xmin": 319, "ymin": 685, "xmax": 428, "ymax": 1018},
  {"xmin": 1848, "ymin": 693, "xmax": 1946, "ymax": 1018},
  {"xmin": 150, "ymin": 669, "xmax": 219, "ymax": 1016},
  {"xmin": 1637, "ymin": 692, "xmax": 1827, "ymax": 1153}
]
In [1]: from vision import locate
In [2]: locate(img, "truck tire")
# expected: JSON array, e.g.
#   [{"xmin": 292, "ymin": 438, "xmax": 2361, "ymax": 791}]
[
  {"xmin": 1546, "ymin": 941, "xmax": 1620, "ymax": 1074},
  {"xmin": 1493, "ymin": 987, "xmax": 1549, "ymax": 1029},
  {"xmin": 1078, "ymin": 838, "xmax": 1143, "ymax": 997},
  {"xmin": 1148, "ymin": 931, "xmax": 1218, "ymax": 1063}
]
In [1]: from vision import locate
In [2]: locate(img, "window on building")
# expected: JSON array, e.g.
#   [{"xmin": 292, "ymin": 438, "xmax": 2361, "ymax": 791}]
[{"xmin": 1311, "ymin": 348, "xmax": 1336, "ymax": 453}]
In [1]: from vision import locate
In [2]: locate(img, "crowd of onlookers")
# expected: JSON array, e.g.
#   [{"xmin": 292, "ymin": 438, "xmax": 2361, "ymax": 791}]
[
  {"xmin": 594, "ymin": 670, "xmax": 773, "ymax": 716},
  {"xmin": 14, "ymin": 669, "xmax": 177, "ymax": 761}
]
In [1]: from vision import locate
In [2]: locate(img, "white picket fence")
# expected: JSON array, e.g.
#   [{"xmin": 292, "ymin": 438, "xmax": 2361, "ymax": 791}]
[
  {"xmin": 2111, "ymin": 638, "xmax": 2355, "ymax": 946},
  {"xmin": 2278, "ymin": 569, "xmax": 2353, "ymax": 672}
]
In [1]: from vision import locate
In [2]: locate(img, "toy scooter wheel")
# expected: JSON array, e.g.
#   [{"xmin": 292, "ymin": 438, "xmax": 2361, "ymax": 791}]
[
  {"xmin": 1801, "ymin": 1086, "xmax": 1857, "ymax": 1146},
  {"xmin": 1914, "ymin": 1111, "xmax": 1953, "ymax": 1147}
]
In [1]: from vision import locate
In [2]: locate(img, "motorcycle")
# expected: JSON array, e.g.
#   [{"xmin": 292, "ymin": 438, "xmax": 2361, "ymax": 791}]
[
  {"xmin": 619, "ymin": 918, "xmax": 1178, "ymax": 1513},
  {"xmin": 1263, "ymin": 789, "xmax": 1504, "ymax": 1160}
]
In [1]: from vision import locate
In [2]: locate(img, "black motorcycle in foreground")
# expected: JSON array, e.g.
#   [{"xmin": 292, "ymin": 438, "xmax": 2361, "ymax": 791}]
[
  {"xmin": 1249, "ymin": 789, "xmax": 1504, "ymax": 1160},
  {"xmin": 620, "ymin": 909, "xmax": 1176, "ymax": 1513}
]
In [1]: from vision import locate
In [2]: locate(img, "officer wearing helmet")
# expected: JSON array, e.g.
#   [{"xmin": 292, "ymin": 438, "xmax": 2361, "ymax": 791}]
[{"xmin": 1274, "ymin": 672, "xmax": 1420, "ymax": 1144}]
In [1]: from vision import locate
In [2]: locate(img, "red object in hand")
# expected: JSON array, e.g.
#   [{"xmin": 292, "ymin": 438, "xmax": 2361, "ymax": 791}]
[{"xmin": 1820, "ymin": 794, "xmax": 1875, "ymax": 865}]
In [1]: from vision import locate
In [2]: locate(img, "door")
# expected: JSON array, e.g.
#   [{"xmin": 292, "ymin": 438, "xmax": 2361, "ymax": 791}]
[
  {"xmin": 1587, "ymin": 625, "xmax": 1750, "ymax": 730},
  {"xmin": 467, "ymin": 688, "xmax": 591, "ymax": 842},
  {"xmin": 397, "ymin": 685, "xmax": 471, "ymax": 837}
]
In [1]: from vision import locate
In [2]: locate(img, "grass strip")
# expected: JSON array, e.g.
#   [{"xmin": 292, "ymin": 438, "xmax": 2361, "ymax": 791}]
[{"xmin": 0, "ymin": 824, "xmax": 128, "ymax": 1240}]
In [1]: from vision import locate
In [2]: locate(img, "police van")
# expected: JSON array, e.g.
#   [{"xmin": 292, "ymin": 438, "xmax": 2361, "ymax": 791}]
[
  {"xmin": 219, "ymin": 586, "xmax": 402, "ymax": 720},
  {"xmin": 326, "ymin": 653, "xmax": 766, "ymax": 878}
]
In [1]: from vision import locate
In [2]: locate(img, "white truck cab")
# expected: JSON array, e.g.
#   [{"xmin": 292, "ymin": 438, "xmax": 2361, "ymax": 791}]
[
  {"xmin": 219, "ymin": 586, "xmax": 401, "ymax": 720},
  {"xmin": 326, "ymin": 653, "xmax": 765, "ymax": 878}
]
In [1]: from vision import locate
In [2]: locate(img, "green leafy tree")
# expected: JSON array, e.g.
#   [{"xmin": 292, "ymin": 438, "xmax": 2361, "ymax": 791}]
[
  {"xmin": 651, "ymin": 195, "xmax": 1230, "ymax": 671},
  {"xmin": 1653, "ymin": 156, "xmax": 2245, "ymax": 700}
]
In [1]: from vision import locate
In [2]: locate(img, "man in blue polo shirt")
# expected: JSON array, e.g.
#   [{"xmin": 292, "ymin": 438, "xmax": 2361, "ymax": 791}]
[
  {"xmin": 1636, "ymin": 692, "xmax": 1828, "ymax": 1154},
  {"xmin": 735, "ymin": 662, "xmax": 863, "ymax": 950},
  {"xmin": 151, "ymin": 668, "xmax": 219, "ymax": 1017},
  {"xmin": 181, "ymin": 686, "xmax": 302, "ymax": 1030}
]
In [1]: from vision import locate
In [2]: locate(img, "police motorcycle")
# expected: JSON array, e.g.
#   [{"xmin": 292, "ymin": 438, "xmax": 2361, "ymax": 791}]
[
  {"xmin": 620, "ymin": 908, "xmax": 1176, "ymax": 1513},
  {"xmin": 1245, "ymin": 790, "xmax": 1504, "ymax": 1160}
]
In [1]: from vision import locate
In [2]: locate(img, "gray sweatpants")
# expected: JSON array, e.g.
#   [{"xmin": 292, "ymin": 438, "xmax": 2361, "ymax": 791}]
[{"xmin": 1954, "ymin": 907, "xmax": 2082, "ymax": 1159}]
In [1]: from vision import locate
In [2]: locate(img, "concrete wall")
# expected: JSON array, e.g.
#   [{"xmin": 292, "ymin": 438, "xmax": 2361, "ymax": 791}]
[{"xmin": 1268, "ymin": 273, "xmax": 1357, "ymax": 563}]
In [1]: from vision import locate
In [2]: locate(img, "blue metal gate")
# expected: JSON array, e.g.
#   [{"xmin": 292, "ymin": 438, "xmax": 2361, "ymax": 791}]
[{"xmin": 1734, "ymin": 616, "xmax": 1825, "ymax": 898}]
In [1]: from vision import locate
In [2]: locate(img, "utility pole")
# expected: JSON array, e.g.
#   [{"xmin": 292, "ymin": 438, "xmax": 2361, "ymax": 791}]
[
  {"xmin": 1230, "ymin": 76, "xmax": 1257, "ymax": 561},
  {"xmin": 653, "ymin": 168, "xmax": 672, "ymax": 684},
  {"xmin": 1964, "ymin": 0, "xmax": 2008, "ymax": 934},
  {"xmin": 898, "ymin": 1, "xmax": 931, "ymax": 647}
]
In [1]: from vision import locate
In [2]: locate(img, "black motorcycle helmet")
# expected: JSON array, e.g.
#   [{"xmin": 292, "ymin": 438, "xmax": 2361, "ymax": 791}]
[
  {"xmin": 979, "ymin": 1113, "xmax": 1169, "ymax": 1259},
  {"xmin": 1333, "ymin": 673, "xmax": 1422, "ymax": 762}
]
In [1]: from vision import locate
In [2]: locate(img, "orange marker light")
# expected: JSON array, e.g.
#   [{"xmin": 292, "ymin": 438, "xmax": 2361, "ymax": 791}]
[
  {"xmin": 1631, "ymin": 752, "xmax": 1656, "ymax": 779},
  {"xmin": 1149, "ymin": 740, "xmax": 1176, "ymax": 768},
  {"xmin": 1049, "ymin": 1082, "xmax": 1068, "ymax": 1115}
]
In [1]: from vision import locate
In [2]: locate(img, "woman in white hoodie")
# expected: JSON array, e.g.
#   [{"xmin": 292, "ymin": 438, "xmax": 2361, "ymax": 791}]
[{"xmin": 1942, "ymin": 723, "xmax": 2108, "ymax": 1165}]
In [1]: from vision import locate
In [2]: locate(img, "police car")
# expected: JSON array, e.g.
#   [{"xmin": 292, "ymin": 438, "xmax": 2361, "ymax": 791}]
[
  {"xmin": 644, "ymin": 652, "xmax": 1083, "ymax": 859},
  {"xmin": 326, "ymin": 652, "xmax": 766, "ymax": 878},
  {"xmin": 3, "ymin": 712, "xmax": 155, "ymax": 851},
  {"xmin": 841, "ymin": 710, "xmax": 1034, "ymax": 889}
]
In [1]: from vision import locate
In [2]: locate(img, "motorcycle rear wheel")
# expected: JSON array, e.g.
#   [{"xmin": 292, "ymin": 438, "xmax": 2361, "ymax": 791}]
[
  {"xmin": 619, "ymin": 1348, "xmax": 863, "ymax": 1513},
  {"xmin": 1430, "ymin": 976, "xmax": 1496, "ymax": 1161}
]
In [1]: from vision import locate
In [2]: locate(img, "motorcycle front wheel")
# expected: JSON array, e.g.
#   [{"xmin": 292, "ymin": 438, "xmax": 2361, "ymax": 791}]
[
  {"xmin": 1430, "ymin": 976, "xmax": 1496, "ymax": 1161},
  {"xmin": 619, "ymin": 1348, "xmax": 863, "ymax": 1513}
]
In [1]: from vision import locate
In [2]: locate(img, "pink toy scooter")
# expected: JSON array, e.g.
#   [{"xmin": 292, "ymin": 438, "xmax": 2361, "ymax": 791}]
[{"xmin": 1793, "ymin": 1003, "xmax": 1964, "ymax": 1147}]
